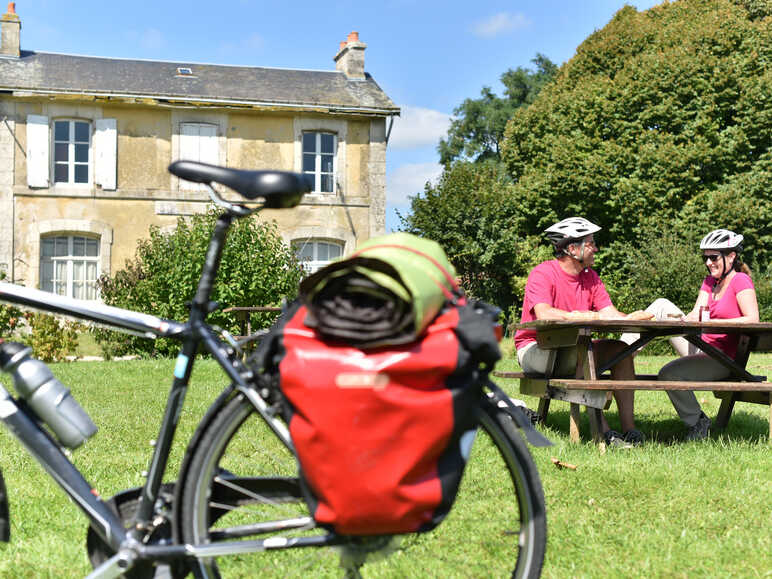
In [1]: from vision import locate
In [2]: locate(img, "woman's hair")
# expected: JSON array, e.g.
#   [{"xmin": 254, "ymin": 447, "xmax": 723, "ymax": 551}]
[{"xmin": 728, "ymin": 250, "xmax": 751, "ymax": 276}]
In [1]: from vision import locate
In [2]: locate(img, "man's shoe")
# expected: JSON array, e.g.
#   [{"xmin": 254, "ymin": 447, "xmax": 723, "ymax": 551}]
[
  {"xmin": 603, "ymin": 429, "xmax": 633, "ymax": 448},
  {"xmin": 623, "ymin": 429, "xmax": 645, "ymax": 446},
  {"xmin": 685, "ymin": 412, "xmax": 711, "ymax": 441}
]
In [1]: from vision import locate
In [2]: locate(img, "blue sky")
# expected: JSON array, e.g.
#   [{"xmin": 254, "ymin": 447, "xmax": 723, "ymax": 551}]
[{"xmin": 13, "ymin": 0, "xmax": 662, "ymax": 230}]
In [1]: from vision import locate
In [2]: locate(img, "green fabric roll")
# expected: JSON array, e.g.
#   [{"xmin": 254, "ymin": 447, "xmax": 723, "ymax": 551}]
[{"xmin": 299, "ymin": 232, "xmax": 458, "ymax": 346}]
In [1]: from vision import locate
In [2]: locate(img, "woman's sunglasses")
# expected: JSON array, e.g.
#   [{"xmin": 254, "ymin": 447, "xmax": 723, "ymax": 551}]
[{"xmin": 702, "ymin": 253, "xmax": 722, "ymax": 263}]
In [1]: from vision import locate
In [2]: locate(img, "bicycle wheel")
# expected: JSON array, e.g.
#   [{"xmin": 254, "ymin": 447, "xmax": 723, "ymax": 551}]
[{"xmin": 179, "ymin": 393, "xmax": 547, "ymax": 578}]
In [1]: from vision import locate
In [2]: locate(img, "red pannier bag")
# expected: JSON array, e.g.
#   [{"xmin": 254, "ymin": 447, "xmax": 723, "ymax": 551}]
[{"xmin": 252, "ymin": 299, "xmax": 498, "ymax": 535}]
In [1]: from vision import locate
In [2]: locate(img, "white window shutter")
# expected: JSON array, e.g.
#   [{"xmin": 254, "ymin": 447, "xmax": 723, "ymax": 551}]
[
  {"xmin": 179, "ymin": 123, "xmax": 199, "ymax": 161},
  {"xmin": 199, "ymin": 124, "xmax": 218, "ymax": 165},
  {"xmin": 26, "ymin": 115, "xmax": 49, "ymax": 188},
  {"xmin": 95, "ymin": 118, "xmax": 117, "ymax": 190}
]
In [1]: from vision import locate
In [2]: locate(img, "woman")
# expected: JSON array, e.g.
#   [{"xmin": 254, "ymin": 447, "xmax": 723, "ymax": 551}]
[{"xmin": 625, "ymin": 229, "xmax": 759, "ymax": 440}]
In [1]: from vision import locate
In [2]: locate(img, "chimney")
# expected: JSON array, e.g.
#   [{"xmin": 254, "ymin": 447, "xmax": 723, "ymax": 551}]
[
  {"xmin": 1, "ymin": 2, "xmax": 20, "ymax": 58},
  {"xmin": 334, "ymin": 31, "xmax": 366, "ymax": 80}
]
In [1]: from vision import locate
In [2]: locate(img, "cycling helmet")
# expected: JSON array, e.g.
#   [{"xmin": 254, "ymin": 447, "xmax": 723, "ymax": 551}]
[
  {"xmin": 544, "ymin": 217, "xmax": 601, "ymax": 247},
  {"xmin": 699, "ymin": 229, "xmax": 743, "ymax": 252}
]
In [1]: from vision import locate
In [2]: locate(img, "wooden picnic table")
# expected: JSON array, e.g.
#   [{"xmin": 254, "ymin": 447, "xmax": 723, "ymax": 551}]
[
  {"xmin": 495, "ymin": 319, "xmax": 772, "ymax": 443},
  {"xmin": 222, "ymin": 306, "xmax": 281, "ymax": 339}
]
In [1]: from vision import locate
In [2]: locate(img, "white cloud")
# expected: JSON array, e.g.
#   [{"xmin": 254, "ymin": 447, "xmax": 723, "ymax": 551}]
[
  {"xmin": 472, "ymin": 12, "xmax": 530, "ymax": 38},
  {"xmin": 387, "ymin": 162, "xmax": 444, "ymax": 205},
  {"xmin": 388, "ymin": 106, "xmax": 452, "ymax": 150}
]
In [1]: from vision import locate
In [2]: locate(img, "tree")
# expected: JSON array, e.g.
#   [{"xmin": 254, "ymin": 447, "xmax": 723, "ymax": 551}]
[
  {"xmin": 95, "ymin": 208, "xmax": 304, "ymax": 357},
  {"xmin": 407, "ymin": 0, "xmax": 771, "ymax": 321},
  {"xmin": 501, "ymin": 0, "xmax": 772, "ymax": 276},
  {"xmin": 437, "ymin": 54, "xmax": 558, "ymax": 166},
  {"xmin": 399, "ymin": 161, "xmax": 552, "ymax": 321}
]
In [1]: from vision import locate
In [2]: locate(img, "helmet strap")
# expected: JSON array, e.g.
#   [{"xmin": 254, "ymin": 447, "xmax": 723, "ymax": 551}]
[{"xmin": 565, "ymin": 239, "xmax": 586, "ymax": 266}]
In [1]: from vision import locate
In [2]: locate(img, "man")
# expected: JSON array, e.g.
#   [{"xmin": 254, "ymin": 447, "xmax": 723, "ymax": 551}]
[{"xmin": 514, "ymin": 217, "xmax": 651, "ymax": 446}]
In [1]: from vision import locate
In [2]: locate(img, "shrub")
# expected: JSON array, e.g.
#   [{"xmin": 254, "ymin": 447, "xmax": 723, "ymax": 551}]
[
  {"xmin": 25, "ymin": 313, "xmax": 79, "ymax": 363},
  {"xmin": 95, "ymin": 207, "xmax": 304, "ymax": 358},
  {"xmin": 0, "ymin": 270, "xmax": 23, "ymax": 338}
]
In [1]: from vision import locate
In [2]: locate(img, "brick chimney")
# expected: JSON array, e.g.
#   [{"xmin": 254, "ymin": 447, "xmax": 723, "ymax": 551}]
[
  {"xmin": 334, "ymin": 31, "xmax": 366, "ymax": 79},
  {"xmin": 1, "ymin": 2, "xmax": 20, "ymax": 58}
]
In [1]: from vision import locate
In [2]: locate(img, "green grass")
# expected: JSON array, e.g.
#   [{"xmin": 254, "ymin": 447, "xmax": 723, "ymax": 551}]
[{"xmin": 0, "ymin": 354, "xmax": 770, "ymax": 577}]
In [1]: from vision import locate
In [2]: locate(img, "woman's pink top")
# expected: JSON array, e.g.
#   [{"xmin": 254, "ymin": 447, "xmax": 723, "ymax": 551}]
[{"xmin": 700, "ymin": 272, "xmax": 755, "ymax": 358}]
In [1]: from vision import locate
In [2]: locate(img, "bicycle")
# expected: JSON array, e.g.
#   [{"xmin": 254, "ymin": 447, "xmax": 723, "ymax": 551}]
[{"xmin": 0, "ymin": 160, "xmax": 548, "ymax": 578}]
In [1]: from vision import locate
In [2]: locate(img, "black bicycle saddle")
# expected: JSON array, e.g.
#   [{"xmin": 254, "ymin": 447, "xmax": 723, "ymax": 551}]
[{"xmin": 168, "ymin": 160, "xmax": 312, "ymax": 208}]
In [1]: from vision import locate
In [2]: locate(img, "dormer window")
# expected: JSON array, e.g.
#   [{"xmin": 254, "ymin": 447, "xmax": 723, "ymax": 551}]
[{"xmin": 176, "ymin": 67, "xmax": 194, "ymax": 77}]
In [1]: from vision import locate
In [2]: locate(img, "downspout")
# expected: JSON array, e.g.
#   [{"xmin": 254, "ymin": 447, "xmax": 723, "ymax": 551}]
[{"xmin": 385, "ymin": 114, "xmax": 395, "ymax": 146}]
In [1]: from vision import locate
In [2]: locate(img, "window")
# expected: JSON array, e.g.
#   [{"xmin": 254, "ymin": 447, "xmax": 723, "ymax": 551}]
[
  {"xmin": 179, "ymin": 122, "xmax": 218, "ymax": 189},
  {"xmin": 54, "ymin": 120, "xmax": 91, "ymax": 184},
  {"xmin": 302, "ymin": 132, "xmax": 336, "ymax": 193},
  {"xmin": 40, "ymin": 235, "xmax": 100, "ymax": 300},
  {"xmin": 293, "ymin": 239, "xmax": 343, "ymax": 274},
  {"xmin": 26, "ymin": 115, "xmax": 116, "ymax": 190}
]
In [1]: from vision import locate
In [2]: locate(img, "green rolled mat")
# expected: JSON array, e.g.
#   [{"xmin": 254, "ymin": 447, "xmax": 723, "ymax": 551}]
[{"xmin": 299, "ymin": 232, "xmax": 459, "ymax": 347}]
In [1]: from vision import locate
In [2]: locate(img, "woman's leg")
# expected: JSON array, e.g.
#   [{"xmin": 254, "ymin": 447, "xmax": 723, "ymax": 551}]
[
  {"xmin": 619, "ymin": 298, "xmax": 696, "ymax": 356},
  {"xmin": 658, "ymin": 354, "xmax": 730, "ymax": 426}
]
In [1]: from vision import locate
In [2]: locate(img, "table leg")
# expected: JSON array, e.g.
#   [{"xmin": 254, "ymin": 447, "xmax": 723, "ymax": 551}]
[
  {"xmin": 537, "ymin": 398, "xmax": 550, "ymax": 423},
  {"xmin": 714, "ymin": 395, "xmax": 737, "ymax": 430},
  {"xmin": 588, "ymin": 407, "xmax": 603, "ymax": 442},
  {"xmin": 569, "ymin": 403, "xmax": 581, "ymax": 443}
]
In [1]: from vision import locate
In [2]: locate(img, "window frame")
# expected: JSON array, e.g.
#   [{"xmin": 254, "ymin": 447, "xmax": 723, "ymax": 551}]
[
  {"xmin": 52, "ymin": 119, "xmax": 92, "ymax": 186},
  {"xmin": 292, "ymin": 238, "xmax": 344, "ymax": 274},
  {"xmin": 302, "ymin": 131, "xmax": 337, "ymax": 194},
  {"xmin": 39, "ymin": 234, "xmax": 101, "ymax": 300}
]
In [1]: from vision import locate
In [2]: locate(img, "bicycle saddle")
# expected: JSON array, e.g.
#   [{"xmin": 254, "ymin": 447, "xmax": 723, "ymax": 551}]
[{"xmin": 168, "ymin": 160, "xmax": 312, "ymax": 208}]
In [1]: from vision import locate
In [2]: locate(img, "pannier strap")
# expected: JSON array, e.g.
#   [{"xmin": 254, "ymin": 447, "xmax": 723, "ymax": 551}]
[{"xmin": 485, "ymin": 379, "xmax": 553, "ymax": 448}]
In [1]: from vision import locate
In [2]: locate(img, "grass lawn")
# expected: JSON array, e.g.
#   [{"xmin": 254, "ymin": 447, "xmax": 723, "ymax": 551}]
[{"xmin": 0, "ymin": 352, "xmax": 769, "ymax": 577}]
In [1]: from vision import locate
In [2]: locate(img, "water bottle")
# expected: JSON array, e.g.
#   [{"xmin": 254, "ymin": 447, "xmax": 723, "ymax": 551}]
[{"xmin": 0, "ymin": 341, "xmax": 97, "ymax": 449}]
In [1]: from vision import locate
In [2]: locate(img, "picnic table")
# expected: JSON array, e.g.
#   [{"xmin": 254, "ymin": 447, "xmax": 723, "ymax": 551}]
[
  {"xmin": 495, "ymin": 319, "xmax": 772, "ymax": 442},
  {"xmin": 222, "ymin": 306, "xmax": 281, "ymax": 340}
]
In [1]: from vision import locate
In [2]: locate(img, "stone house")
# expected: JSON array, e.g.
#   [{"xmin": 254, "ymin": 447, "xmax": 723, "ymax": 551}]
[{"xmin": 0, "ymin": 3, "xmax": 399, "ymax": 300}]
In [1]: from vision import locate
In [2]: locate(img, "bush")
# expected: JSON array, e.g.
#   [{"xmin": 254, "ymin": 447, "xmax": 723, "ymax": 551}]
[
  {"xmin": 755, "ymin": 264, "xmax": 772, "ymax": 323},
  {"xmin": 0, "ymin": 270, "xmax": 23, "ymax": 338},
  {"xmin": 25, "ymin": 313, "xmax": 79, "ymax": 363},
  {"xmin": 95, "ymin": 207, "xmax": 304, "ymax": 358}
]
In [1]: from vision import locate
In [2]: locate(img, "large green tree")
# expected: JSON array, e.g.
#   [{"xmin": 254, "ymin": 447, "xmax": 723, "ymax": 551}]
[
  {"xmin": 502, "ymin": 0, "xmax": 772, "ymax": 270},
  {"xmin": 405, "ymin": 0, "xmax": 771, "ymax": 320},
  {"xmin": 437, "ymin": 54, "xmax": 558, "ymax": 166}
]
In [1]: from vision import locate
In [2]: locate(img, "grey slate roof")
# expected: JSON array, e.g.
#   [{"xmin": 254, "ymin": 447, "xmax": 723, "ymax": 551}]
[{"xmin": 0, "ymin": 51, "xmax": 399, "ymax": 115}]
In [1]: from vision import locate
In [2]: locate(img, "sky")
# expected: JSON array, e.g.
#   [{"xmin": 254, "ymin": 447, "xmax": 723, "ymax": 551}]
[{"xmin": 12, "ymin": 0, "xmax": 663, "ymax": 231}]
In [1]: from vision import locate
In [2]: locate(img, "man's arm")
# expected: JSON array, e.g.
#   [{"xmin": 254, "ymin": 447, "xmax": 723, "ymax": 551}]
[
  {"xmin": 533, "ymin": 302, "xmax": 574, "ymax": 320},
  {"xmin": 534, "ymin": 302, "xmax": 601, "ymax": 321},
  {"xmin": 598, "ymin": 305, "xmax": 654, "ymax": 321}
]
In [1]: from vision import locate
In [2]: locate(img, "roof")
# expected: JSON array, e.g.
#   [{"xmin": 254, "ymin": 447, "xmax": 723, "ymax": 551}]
[{"xmin": 0, "ymin": 51, "xmax": 400, "ymax": 116}]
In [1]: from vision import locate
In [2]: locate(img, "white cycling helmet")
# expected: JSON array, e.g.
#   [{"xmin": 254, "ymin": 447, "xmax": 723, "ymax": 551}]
[
  {"xmin": 699, "ymin": 229, "xmax": 743, "ymax": 251},
  {"xmin": 544, "ymin": 217, "xmax": 601, "ymax": 247}
]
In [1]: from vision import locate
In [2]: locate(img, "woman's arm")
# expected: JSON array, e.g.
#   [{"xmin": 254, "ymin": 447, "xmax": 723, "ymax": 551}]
[{"xmin": 730, "ymin": 288, "xmax": 760, "ymax": 323}]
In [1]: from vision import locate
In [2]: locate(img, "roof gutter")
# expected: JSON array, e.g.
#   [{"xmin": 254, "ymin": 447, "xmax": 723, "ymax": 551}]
[{"xmin": 6, "ymin": 87, "xmax": 401, "ymax": 116}]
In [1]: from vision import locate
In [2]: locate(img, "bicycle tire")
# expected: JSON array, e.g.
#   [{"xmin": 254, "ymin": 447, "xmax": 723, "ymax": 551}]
[{"xmin": 179, "ymin": 392, "xmax": 547, "ymax": 578}]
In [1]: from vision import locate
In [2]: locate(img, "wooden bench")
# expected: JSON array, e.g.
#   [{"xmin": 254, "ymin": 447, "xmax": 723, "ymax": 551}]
[{"xmin": 493, "ymin": 371, "xmax": 772, "ymax": 440}]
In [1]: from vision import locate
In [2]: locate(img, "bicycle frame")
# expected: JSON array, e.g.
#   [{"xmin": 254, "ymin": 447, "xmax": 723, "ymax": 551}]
[{"xmin": 0, "ymin": 206, "xmax": 319, "ymax": 578}]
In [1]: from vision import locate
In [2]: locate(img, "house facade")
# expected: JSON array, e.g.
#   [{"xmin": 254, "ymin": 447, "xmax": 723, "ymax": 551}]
[{"xmin": 0, "ymin": 4, "xmax": 399, "ymax": 300}]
